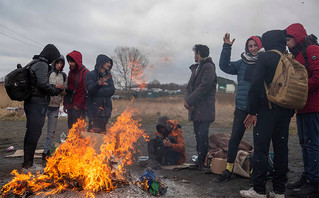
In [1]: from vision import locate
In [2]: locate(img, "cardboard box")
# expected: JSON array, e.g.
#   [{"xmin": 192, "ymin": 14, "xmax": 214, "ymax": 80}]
[{"xmin": 209, "ymin": 158, "xmax": 227, "ymax": 174}]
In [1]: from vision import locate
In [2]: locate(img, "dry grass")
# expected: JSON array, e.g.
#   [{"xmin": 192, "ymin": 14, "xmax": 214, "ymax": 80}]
[{"xmin": 112, "ymin": 94, "xmax": 235, "ymax": 125}]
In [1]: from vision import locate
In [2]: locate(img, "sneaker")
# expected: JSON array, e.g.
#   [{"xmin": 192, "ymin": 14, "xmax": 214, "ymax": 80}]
[
  {"xmin": 239, "ymin": 188, "xmax": 266, "ymax": 198},
  {"xmin": 292, "ymin": 182, "xmax": 319, "ymax": 197},
  {"xmin": 269, "ymin": 191, "xmax": 285, "ymax": 198},
  {"xmin": 286, "ymin": 174, "xmax": 306, "ymax": 189},
  {"xmin": 216, "ymin": 169, "xmax": 232, "ymax": 183},
  {"xmin": 21, "ymin": 163, "xmax": 44, "ymax": 174}
]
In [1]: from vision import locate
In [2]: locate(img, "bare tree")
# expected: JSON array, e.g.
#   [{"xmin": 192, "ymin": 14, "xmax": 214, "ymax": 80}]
[{"xmin": 112, "ymin": 47, "xmax": 149, "ymax": 90}]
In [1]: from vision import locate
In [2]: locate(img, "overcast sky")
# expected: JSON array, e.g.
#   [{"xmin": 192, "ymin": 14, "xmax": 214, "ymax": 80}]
[{"xmin": 0, "ymin": 0, "xmax": 318, "ymax": 84}]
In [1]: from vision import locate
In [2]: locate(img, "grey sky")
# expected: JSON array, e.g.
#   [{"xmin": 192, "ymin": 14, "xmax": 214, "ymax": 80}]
[{"xmin": 0, "ymin": 0, "xmax": 318, "ymax": 84}]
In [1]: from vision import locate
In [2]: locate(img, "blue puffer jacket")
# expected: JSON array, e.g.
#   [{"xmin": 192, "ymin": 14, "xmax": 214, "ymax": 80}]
[
  {"xmin": 219, "ymin": 43, "xmax": 251, "ymax": 112},
  {"xmin": 85, "ymin": 54, "xmax": 115, "ymax": 117}
]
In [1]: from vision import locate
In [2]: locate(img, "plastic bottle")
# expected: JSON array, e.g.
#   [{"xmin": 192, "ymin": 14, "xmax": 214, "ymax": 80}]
[{"xmin": 60, "ymin": 132, "xmax": 67, "ymax": 143}]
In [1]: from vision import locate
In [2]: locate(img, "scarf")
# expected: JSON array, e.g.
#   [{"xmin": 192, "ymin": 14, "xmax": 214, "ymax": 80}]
[
  {"xmin": 241, "ymin": 50, "xmax": 263, "ymax": 65},
  {"xmin": 289, "ymin": 34, "xmax": 318, "ymax": 57},
  {"xmin": 242, "ymin": 50, "xmax": 264, "ymax": 82}
]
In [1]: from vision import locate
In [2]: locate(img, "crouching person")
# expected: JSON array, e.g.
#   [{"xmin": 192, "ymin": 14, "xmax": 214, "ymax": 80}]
[{"xmin": 147, "ymin": 116, "xmax": 186, "ymax": 169}]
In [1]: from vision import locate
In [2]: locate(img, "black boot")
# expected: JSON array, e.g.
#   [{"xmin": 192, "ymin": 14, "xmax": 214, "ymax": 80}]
[
  {"xmin": 292, "ymin": 182, "xmax": 319, "ymax": 197},
  {"xmin": 287, "ymin": 174, "xmax": 306, "ymax": 189},
  {"xmin": 216, "ymin": 169, "xmax": 232, "ymax": 183}
]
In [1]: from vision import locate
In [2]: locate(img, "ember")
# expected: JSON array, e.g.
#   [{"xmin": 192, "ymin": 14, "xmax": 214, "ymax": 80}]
[{"xmin": 1, "ymin": 107, "xmax": 148, "ymax": 197}]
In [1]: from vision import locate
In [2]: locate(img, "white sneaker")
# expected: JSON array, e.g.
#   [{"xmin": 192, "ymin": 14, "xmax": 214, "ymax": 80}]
[
  {"xmin": 21, "ymin": 163, "xmax": 44, "ymax": 174},
  {"xmin": 269, "ymin": 191, "xmax": 285, "ymax": 198},
  {"xmin": 240, "ymin": 188, "xmax": 266, "ymax": 198}
]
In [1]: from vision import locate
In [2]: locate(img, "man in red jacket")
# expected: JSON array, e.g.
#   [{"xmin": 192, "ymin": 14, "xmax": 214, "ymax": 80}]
[
  {"xmin": 63, "ymin": 50, "xmax": 89, "ymax": 129},
  {"xmin": 285, "ymin": 23, "xmax": 319, "ymax": 197}
]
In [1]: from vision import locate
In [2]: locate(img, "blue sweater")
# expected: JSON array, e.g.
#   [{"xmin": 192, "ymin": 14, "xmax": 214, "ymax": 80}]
[{"xmin": 219, "ymin": 43, "xmax": 252, "ymax": 112}]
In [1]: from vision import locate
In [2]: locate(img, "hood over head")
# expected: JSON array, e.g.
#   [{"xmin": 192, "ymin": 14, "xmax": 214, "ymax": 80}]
[
  {"xmin": 36, "ymin": 44, "xmax": 60, "ymax": 64},
  {"xmin": 156, "ymin": 116, "xmax": 173, "ymax": 137},
  {"xmin": 95, "ymin": 54, "xmax": 113, "ymax": 71},
  {"xmin": 52, "ymin": 55, "xmax": 65, "ymax": 72},
  {"xmin": 286, "ymin": 23, "xmax": 308, "ymax": 44},
  {"xmin": 245, "ymin": 36, "xmax": 263, "ymax": 53},
  {"xmin": 261, "ymin": 30, "xmax": 287, "ymax": 52},
  {"xmin": 67, "ymin": 50, "xmax": 83, "ymax": 70}
]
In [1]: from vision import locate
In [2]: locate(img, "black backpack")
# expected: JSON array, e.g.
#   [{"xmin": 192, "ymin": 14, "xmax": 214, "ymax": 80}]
[
  {"xmin": 302, "ymin": 34, "xmax": 319, "ymax": 67},
  {"xmin": 5, "ymin": 59, "xmax": 40, "ymax": 101}
]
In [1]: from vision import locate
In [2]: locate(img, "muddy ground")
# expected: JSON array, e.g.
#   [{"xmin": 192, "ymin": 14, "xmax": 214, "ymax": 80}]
[{"xmin": 0, "ymin": 119, "xmax": 303, "ymax": 197}]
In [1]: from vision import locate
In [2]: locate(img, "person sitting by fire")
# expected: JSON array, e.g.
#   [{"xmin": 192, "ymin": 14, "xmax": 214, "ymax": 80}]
[{"xmin": 147, "ymin": 116, "xmax": 186, "ymax": 169}]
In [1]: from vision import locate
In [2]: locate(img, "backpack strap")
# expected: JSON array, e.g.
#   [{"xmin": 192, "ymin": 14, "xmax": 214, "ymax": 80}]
[{"xmin": 302, "ymin": 47, "xmax": 308, "ymax": 68}]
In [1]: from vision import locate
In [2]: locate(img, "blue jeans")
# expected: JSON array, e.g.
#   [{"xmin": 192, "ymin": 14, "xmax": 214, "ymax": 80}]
[
  {"xmin": 43, "ymin": 107, "xmax": 59, "ymax": 153},
  {"xmin": 23, "ymin": 103, "xmax": 47, "ymax": 168},
  {"xmin": 193, "ymin": 121, "xmax": 211, "ymax": 164},
  {"xmin": 297, "ymin": 112, "xmax": 319, "ymax": 184}
]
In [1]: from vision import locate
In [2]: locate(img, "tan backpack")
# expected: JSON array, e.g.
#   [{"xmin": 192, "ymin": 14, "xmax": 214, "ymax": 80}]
[{"xmin": 264, "ymin": 50, "xmax": 308, "ymax": 110}]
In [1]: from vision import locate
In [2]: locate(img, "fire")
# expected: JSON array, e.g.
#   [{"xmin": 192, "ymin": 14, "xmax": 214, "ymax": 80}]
[
  {"xmin": 128, "ymin": 57, "xmax": 147, "ymax": 91},
  {"xmin": 1, "ymin": 107, "xmax": 148, "ymax": 197}
]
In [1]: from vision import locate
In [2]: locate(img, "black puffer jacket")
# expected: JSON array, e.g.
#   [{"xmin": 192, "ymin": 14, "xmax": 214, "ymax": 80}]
[
  {"xmin": 85, "ymin": 54, "xmax": 115, "ymax": 117},
  {"xmin": 248, "ymin": 30, "xmax": 288, "ymax": 115},
  {"xmin": 26, "ymin": 44, "xmax": 63, "ymax": 105}
]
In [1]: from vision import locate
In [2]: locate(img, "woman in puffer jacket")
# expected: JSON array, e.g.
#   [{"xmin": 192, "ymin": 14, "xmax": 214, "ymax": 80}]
[{"xmin": 217, "ymin": 33, "xmax": 263, "ymax": 182}]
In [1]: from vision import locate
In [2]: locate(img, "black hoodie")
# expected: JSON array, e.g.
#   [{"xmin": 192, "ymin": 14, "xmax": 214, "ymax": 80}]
[{"xmin": 248, "ymin": 30, "xmax": 287, "ymax": 115}]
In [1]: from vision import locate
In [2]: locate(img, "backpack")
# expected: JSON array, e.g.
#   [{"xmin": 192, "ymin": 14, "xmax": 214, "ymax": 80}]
[
  {"xmin": 4, "ymin": 60, "xmax": 40, "ymax": 101},
  {"xmin": 264, "ymin": 50, "xmax": 308, "ymax": 110},
  {"xmin": 302, "ymin": 34, "xmax": 319, "ymax": 68}
]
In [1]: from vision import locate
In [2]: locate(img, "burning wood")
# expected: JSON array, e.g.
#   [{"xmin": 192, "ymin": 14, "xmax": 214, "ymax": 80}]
[{"xmin": 1, "ymin": 108, "xmax": 148, "ymax": 197}]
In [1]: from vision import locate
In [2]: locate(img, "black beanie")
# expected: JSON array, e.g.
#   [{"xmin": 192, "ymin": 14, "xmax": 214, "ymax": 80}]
[{"xmin": 39, "ymin": 44, "xmax": 60, "ymax": 64}]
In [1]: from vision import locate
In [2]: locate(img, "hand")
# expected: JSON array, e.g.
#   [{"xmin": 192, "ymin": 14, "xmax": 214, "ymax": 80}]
[
  {"xmin": 74, "ymin": 105, "xmax": 80, "ymax": 110},
  {"xmin": 163, "ymin": 138, "xmax": 172, "ymax": 148},
  {"xmin": 223, "ymin": 33, "xmax": 235, "ymax": 45},
  {"xmin": 244, "ymin": 114, "xmax": 257, "ymax": 129},
  {"xmin": 184, "ymin": 101, "xmax": 190, "ymax": 110},
  {"xmin": 98, "ymin": 78, "xmax": 107, "ymax": 86},
  {"xmin": 56, "ymin": 84, "xmax": 64, "ymax": 89}
]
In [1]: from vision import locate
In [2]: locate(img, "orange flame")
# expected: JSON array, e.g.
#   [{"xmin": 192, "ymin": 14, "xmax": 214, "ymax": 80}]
[
  {"xmin": 128, "ymin": 58, "xmax": 147, "ymax": 91},
  {"xmin": 1, "ymin": 107, "xmax": 148, "ymax": 197}
]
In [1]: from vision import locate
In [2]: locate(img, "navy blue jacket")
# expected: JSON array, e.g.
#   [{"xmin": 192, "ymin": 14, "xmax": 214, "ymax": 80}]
[
  {"xmin": 85, "ymin": 55, "xmax": 115, "ymax": 117},
  {"xmin": 219, "ymin": 43, "xmax": 253, "ymax": 112}
]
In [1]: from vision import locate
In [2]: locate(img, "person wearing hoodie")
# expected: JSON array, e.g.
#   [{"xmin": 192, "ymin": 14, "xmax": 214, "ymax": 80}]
[
  {"xmin": 217, "ymin": 33, "xmax": 263, "ymax": 183},
  {"xmin": 22, "ymin": 44, "xmax": 64, "ymax": 173},
  {"xmin": 85, "ymin": 54, "xmax": 115, "ymax": 133},
  {"xmin": 147, "ymin": 116, "xmax": 186, "ymax": 169},
  {"xmin": 184, "ymin": 44, "xmax": 217, "ymax": 173},
  {"xmin": 42, "ymin": 55, "xmax": 67, "ymax": 162},
  {"xmin": 63, "ymin": 50, "xmax": 89, "ymax": 130},
  {"xmin": 285, "ymin": 23, "xmax": 319, "ymax": 197},
  {"xmin": 240, "ymin": 30, "xmax": 294, "ymax": 198}
]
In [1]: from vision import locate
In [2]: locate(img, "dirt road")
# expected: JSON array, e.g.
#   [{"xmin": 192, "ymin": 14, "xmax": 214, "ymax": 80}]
[{"xmin": 0, "ymin": 119, "xmax": 303, "ymax": 197}]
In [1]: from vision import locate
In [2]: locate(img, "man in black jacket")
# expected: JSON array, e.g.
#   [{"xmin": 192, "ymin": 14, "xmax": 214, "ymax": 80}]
[
  {"xmin": 85, "ymin": 54, "xmax": 115, "ymax": 133},
  {"xmin": 184, "ymin": 44, "xmax": 217, "ymax": 172},
  {"xmin": 240, "ymin": 31, "xmax": 294, "ymax": 198},
  {"xmin": 22, "ymin": 44, "xmax": 64, "ymax": 173}
]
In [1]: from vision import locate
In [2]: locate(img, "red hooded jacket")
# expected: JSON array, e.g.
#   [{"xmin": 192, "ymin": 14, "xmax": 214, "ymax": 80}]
[
  {"xmin": 286, "ymin": 23, "xmax": 319, "ymax": 113},
  {"xmin": 64, "ymin": 51, "xmax": 89, "ymax": 110}
]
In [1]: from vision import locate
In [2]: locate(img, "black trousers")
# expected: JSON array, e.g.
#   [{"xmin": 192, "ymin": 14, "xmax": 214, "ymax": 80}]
[
  {"xmin": 193, "ymin": 121, "xmax": 211, "ymax": 164},
  {"xmin": 23, "ymin": 103, "xmax": 47, "ymax": 168},
  {"xmin": 252, "ymin": 107, "xmax": 293, "ymax": 194},
  {"xmin": 88, "ymin": 116, "xmax": 110, "ymax": 133},
  {"xmin": 67, "ymin": 108, "xmax": 86, "ymax": 129},
  {"xmin": 148, "ymin": 137, "xmax": 180, "ymax": 165},
  {"xmin": 227, "ymin": 108, "xmax": 248, "ymax": 163}
]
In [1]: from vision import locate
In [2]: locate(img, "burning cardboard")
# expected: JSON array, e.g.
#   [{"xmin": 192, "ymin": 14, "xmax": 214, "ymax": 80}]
[{"xmin": 1, "ymin": 108, "xmax": 148, "ymax": 197}]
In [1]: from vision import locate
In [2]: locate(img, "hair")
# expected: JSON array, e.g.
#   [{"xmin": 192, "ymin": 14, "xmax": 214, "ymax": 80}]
[
  {"xmin": 66, "ymin": 55, "xmax": 75, "ymax": 63},
  {"xmin": 192, "ymin": 44, "xmax": 210, "ymax": 58}
]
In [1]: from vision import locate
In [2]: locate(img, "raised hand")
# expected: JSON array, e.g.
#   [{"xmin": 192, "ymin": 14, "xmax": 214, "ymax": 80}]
[{"xmin": 223, "ymin": 33, "xmax": 235, "ymax": 46}]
